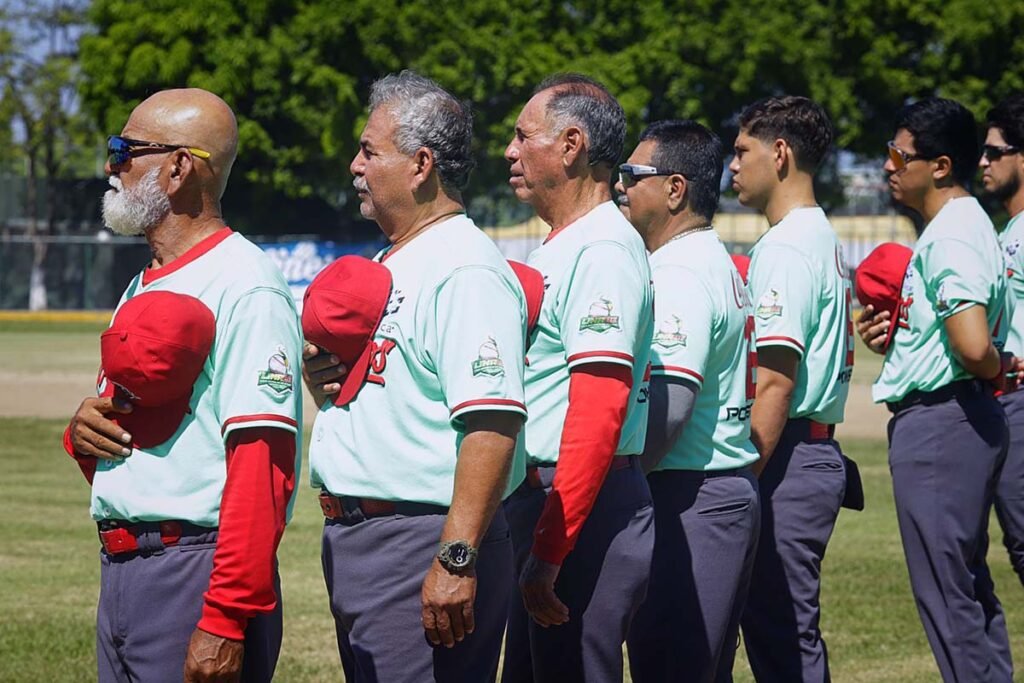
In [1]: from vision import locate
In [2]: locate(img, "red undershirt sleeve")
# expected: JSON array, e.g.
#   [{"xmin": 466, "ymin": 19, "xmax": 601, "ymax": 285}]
[
  {"xmin": 198, "ymin": 427, "xmax": 296, "ymax": 640},
  {"xmin": 63, "ymin": 423, "xmax": 97, "ymax": 485},
  {"xmin": 530, "ymin": 362, "xmax": 633, "ymax": 565}
]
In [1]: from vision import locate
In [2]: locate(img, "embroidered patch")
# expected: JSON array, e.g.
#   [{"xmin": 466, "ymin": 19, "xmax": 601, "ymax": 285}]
[
  {"xmin": 257, "ymin": 346, "xmax": 294, "ymax": 393},
  {"xmin": 579, "ymin": 297, "xmax": 621, "ymax": 333},
  {"xmin": 755, "ymin": 289, "xmax": 783, "ymax": 320},
  {"xmin": 935, "ymin": 282, "xmax": 949, "ymax": 313},
  {"xmin": 653, "ymin": 315, "xmax": 687, "ymax": 349},
  {"xmin": 472, "ymin": 337, "xmax": 505, "ymax": 377}
]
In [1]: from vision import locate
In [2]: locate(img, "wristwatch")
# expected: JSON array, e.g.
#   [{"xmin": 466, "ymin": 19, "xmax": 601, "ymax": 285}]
[{"xmin": 437, "ymin": 540, "xmax": 479, "ymax": 573}]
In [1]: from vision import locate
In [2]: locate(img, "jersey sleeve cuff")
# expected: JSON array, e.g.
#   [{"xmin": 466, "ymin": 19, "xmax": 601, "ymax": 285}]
[
  {"xmin": 221, "ymin": 414, "xmax": 298, "ymax": 442},
  {"xmin": 449, "ymin": 398, "xmax": 528, "ymax": 423},
  {"xmin": 566, "ymin": 351, "xmax": 634, "ymax": 371},
  {"xmin": 936, "ymin": 300, "xmax": 978, "ymax": 320},
  {"xmin": 650, "ymin": 365, "xmax": 705, "ymax": 388},
  {"xmin": 755, "ymin": 336, "xmax": 806, "ymax": 357},
  {"xmin": 198, "ymin": 602, "xmax": 247, "ymax": 641}
]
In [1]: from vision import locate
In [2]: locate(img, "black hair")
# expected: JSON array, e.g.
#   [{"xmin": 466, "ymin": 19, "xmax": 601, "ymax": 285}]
[{"xmin": 639, "ymin": 120, "xmax": 723, "ymax": 221}]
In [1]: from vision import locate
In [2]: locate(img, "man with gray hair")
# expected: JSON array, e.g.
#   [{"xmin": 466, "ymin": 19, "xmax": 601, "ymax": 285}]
[
  {"xmin": 501, "ymin": 74, "xmax": 655, "ymax": 682},
  {"xmin": 303, "ymin": 70, "xmax": 531, "ymax": 681}
]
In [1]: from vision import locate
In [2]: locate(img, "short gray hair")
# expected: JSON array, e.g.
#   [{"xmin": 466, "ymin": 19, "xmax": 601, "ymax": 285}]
[
  {"xmin": 369, "ymin": 70, "xmax": 475, "ymax": 193},
  {"xmin": 534, "ymin": 73, "xmax": 626, "ymax": 169}
]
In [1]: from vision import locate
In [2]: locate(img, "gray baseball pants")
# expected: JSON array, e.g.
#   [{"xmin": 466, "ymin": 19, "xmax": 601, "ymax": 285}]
[
  {"xmin": 97, "ymin": 525, "xmax": 281, "ymax": 683},
  {"xmin": 740, "ymin": 419, "xmax": 846, "ymax": 683},
  {"xmin": 889, "ymin": 389, "xmax": 1012, "ymax": 682},
  {"xmin": 501, "ymin": 457, "xmax": 655, "ymax": 683},
  {"xmin": 321, "ymin": 507, "xmax": 512, "ymax": 683},
  {"xmin": 627, "ymin": 467, "xmax": 760, "ymax": 683},
  {"xmin": 996, "ymin": 389, "xmax": 1024, "ymax": 585}
]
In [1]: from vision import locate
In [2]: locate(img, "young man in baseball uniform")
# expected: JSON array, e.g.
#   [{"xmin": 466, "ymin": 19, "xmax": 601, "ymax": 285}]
[
  {"xmin": 860, "ymin": 97, "xmax": 1014, "ymax": 681},
  {"xmin": 982, "ymin": 93, "xmax": 1024, "ymax": 587},
  {"xmin": 500, "ymin": 74, "xmax": 655, "ymax": 683},
  {"xmin": 302, "ymin": 71, "xmax": 529, "ymax": 682},
  {"xmin": 65, "ymin": 89, "xmax": 303, "ymax": 683},
  {"xmin": 730, "ymin": 96, "xmax": 854, "ymax": 682},
  {"xmin": 616, "ymin": 120, "xmax": 761, "ymax": 683}
]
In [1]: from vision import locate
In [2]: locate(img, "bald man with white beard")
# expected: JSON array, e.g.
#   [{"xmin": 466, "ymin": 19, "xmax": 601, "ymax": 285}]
[{"xmin": 65, "ymin": 89, "xmax": 303, "ymax": 683}]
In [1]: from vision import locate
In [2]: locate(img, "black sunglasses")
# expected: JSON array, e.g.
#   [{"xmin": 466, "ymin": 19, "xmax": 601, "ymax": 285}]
[
  {"xmin": 982, "ymin": 144, "xmax": 1021, "ymax": 161},
  {"xmin": 107, "ymin": 135, "xmax": 211, "ymax": 166},
  {"xmin": 618, "ymin": 163, "xmax": 689, "ymax": 187}
]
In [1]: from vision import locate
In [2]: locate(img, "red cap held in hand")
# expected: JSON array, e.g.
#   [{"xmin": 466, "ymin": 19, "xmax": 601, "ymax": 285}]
[
  {"xmin": 100, "ymin": 290, "xmax": 215, "ymax": 448},
  {"xmin": 854, "ymin": 242, "xmax": 913, "ymax": 351},
  {"xmin": 302, "ymin": 255, "xmax": 393, "ymax": 407}
]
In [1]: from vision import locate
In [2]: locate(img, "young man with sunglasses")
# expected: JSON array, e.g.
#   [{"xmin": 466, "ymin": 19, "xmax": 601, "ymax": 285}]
[
  {"xmin": 729, "ymin": 95, "xmax": 854, "ymax": 683},
  {"xmin": 863, "ymin": 97, "xmax": 1014, "ymax": 682},
  {"xmin": 616, "ymin": 120, "xmax": 760, "ymax": 683},
  {"xmin": 982, "ymin": 93, "xmax": 1024, "ymax": 590},
  {"xmin": 501, "ymin": 74, "xmax": 655, "ymax": 682},
  {"xmin": 64, "ymin": 89, "xmax": 303, "ymax": 683}
]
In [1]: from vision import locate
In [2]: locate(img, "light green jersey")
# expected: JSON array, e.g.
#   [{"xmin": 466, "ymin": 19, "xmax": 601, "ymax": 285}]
[
  {"xmin": 91, "ymin": 229, "xmax": 304, "ymax": 526},
  {"xmin": 874, "ymin": 197, "xmax": 1010, "ymax": 403},
  {"xmin": 748, "ymin": 207, "xmax": 853, "ymax": 424},
  {"xmin": 524, "ymin": 201, "xmax": 654, "ymax": 464},
  {"xmin": 648, "ymin": 230, "xmax": 759, "ymax": 472},
  {"xmin": 999, "ymin": 212, "xmax": 1024, "ymax": 357},
  {"xmin": 309, "ymin": 216, "xmax": 528, "ymax": 506}
]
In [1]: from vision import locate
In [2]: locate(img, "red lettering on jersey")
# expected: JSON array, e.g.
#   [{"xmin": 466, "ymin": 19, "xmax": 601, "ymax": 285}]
[{"xmin": 365, "ymin": 339, "xmax": 397, "ymax": 386}]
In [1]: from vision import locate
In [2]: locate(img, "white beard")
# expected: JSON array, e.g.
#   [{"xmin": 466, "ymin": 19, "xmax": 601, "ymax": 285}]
[{"xmin": 101, "ymin": 168, "xmax": 171, "ymax": 236}]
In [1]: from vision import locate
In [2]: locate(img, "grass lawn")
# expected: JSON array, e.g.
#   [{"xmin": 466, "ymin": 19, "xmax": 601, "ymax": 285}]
[{"xmin": 2, "ymin": 419, "xmax": 1023, "ymax": 682}]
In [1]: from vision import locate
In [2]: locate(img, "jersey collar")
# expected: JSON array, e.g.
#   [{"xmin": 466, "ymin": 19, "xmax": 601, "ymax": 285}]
[{"xmin": 141, "ymin": 227, "xmax": 234, "ymax": 286}]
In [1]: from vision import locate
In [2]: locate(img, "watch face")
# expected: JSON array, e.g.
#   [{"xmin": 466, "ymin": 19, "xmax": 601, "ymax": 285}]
[{"xmin": 449, "ymin": 543, "xmax": 470, "ymax": 566}]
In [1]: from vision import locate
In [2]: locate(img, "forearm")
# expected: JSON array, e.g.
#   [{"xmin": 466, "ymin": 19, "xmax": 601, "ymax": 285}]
[
  {"xmin": 750, "ymin": 382, "xmax": 793, "ymax": 464},
  {"xmin": 442, "ymin": 423, "xmax": 519, "ymax": 547},
  {"xmin": 532, "ymin": 364, "xmax": 632, "ymax": 564},
  {"xmin": 199, "ymin": 428, "xmax": 296, "ymax": 640},
  {"xmin": 639, "ymin": 378, "xmax": 698, "ymax": 474}
]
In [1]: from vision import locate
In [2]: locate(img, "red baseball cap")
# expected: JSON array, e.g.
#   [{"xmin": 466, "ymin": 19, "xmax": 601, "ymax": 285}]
[
  {"xmin": 508, "ymin": 260, "xmax": 544, "ymax": 337},
  {"xmin": 100, "ymin": 291, "xmax": 215, "ymax": 448},
  {"xmin": 730, "ymin": 254, "xmax": 751, "ymax": 285},
  {"xmin": 302, "ymin": 255, "xmax": 393, "ymax": 407},
  {"xmin": 854, "ymin": 242, "xmax": 913, "ymax": 351}
]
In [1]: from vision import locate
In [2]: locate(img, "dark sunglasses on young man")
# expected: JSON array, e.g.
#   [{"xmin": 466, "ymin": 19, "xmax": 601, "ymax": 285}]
[
  {"xmin": 982, "ymin": 144, "xmax": 1021, "ymax": 161},
  {"xmin": 618, "ymin": 163, "xmax": 689, "ymax": 188},
  {"xmin": 107, "ymin": 135, "xmax": 211, "ymax": 166}
]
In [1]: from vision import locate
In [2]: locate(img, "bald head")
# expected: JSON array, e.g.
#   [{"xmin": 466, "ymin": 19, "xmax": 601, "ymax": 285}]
[{"xmin": 123, "ymin": 88, "xmax": 238, "ymax": 199}]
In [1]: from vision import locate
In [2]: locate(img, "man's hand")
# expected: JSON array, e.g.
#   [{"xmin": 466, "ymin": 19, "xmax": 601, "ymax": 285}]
[
  {"xmin": 519, "ymin": 553, "xmax": 569, "ymax": 627},
  {"xmin": 990, "ymin": 352, "xmax": 1024, "ymax": 395},
  {"xmin": 421, "ymin": 558, "xmax": 476, "ymax": 648},
  {"xmin": 301, "ymin": 342, "xmax": 347, "ymax": 405},
  {"xmin": 183, "ymin": 628, "xmax": 244, "ymax": 683},
  {"xmin": 68, "ymin": 397, "xmax": 134, "ymax": 460},
  {"xmin": 857, "ymin": 304, "xmax": 891, "ymax": 355}
]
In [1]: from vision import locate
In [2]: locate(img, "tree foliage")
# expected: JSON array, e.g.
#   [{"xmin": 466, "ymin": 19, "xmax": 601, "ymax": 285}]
[{"xmin": 77, "ymin": 0, "xmax": 1024, "ymax": 233}]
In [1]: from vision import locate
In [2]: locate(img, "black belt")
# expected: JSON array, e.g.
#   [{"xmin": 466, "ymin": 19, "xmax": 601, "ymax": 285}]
[
  {"xmin": 886, "ymin": 379, "xmax": 986, "ymax": 414},
  {"xmin": 319, "ymin": 492, "xmax": 448, "ymax": 525}
]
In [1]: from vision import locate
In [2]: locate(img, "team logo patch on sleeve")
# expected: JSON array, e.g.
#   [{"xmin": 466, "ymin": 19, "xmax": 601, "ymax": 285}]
[
  {"xmin": 935, "ymin": 282, "xmax": 949, "ymax": 313},
  {"xmin": 653, "ymin": 315, "xmax": 687, "ymax": 348},
  {"xmin": 755, "ymin": 289, "xmax": 783, "ymax": 320},
  {"xmin": 257, "ymin": 346, "xmax": 294, "ymax": 393},
  {"xmin": 579, "ymin": 297, "xmax": 621, "ymax": 333},
  {"xmin": 472, "ymin": 337, "xmax": 505, "ymax": 377}
]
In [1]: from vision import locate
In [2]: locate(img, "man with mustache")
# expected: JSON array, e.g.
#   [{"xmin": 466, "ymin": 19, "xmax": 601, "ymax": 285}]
[
  {"xmin": 981, "ymin": 93, "xmax": 1024, "ymax": 588},
  {"xmin": 303, "ymin": 70, "xmax": 529, "ymax": 682},
  {"xmin": 862, "ymin": 97, "xmax": 1013, "ymax": 681},
  {"xmin": 64, "ymin": 89, "xmax": 303, "ymax": 682},
  {"xmin": 729, "ymin": 96, "xmax": 854, "ymax": 682},
  {"xmin": 501, "ymin": 74, "xmax": 655, "ymax": 682}
]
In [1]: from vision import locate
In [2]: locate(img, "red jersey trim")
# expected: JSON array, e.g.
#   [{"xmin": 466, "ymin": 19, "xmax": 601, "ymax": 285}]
[
  {"xmin": 141, "ymin": 227, "xmax": 234, "ymax": 286},
  {"xmin": 567, "ymin": 350, "xmax": 635, "ymax": 365},
  {"xmin": 449, "ymin": 398, "xmax": 528, "ymax": 416},
  {"xmin": 756, "ymin": 335, "xmax": 806, "ymax": 352},
  {"xmin": 651, "ymin": 365, "xmax": 704, "ymax": 383},
  {"xmin": 221, "ymin": 414, "xmax": 298, "ymax": 435}
]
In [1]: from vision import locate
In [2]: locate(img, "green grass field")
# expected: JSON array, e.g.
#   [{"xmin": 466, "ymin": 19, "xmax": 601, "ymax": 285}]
[{"xmin": 2, "ymin": 323, "xmax": 1023, "ymax": 681}]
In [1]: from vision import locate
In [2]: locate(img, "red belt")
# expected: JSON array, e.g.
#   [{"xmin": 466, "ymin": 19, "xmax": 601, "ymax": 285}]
[
  {"xmin": 524, "ymin": 456, "xmax": 634, "ymax": 490},
  {"xmin": 808, "ymin": 420, "xmax": 835, "ymax": 440},
  {"xmin": 98, "ymin": 521, "xmax": 183, "ymax": 555}
]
